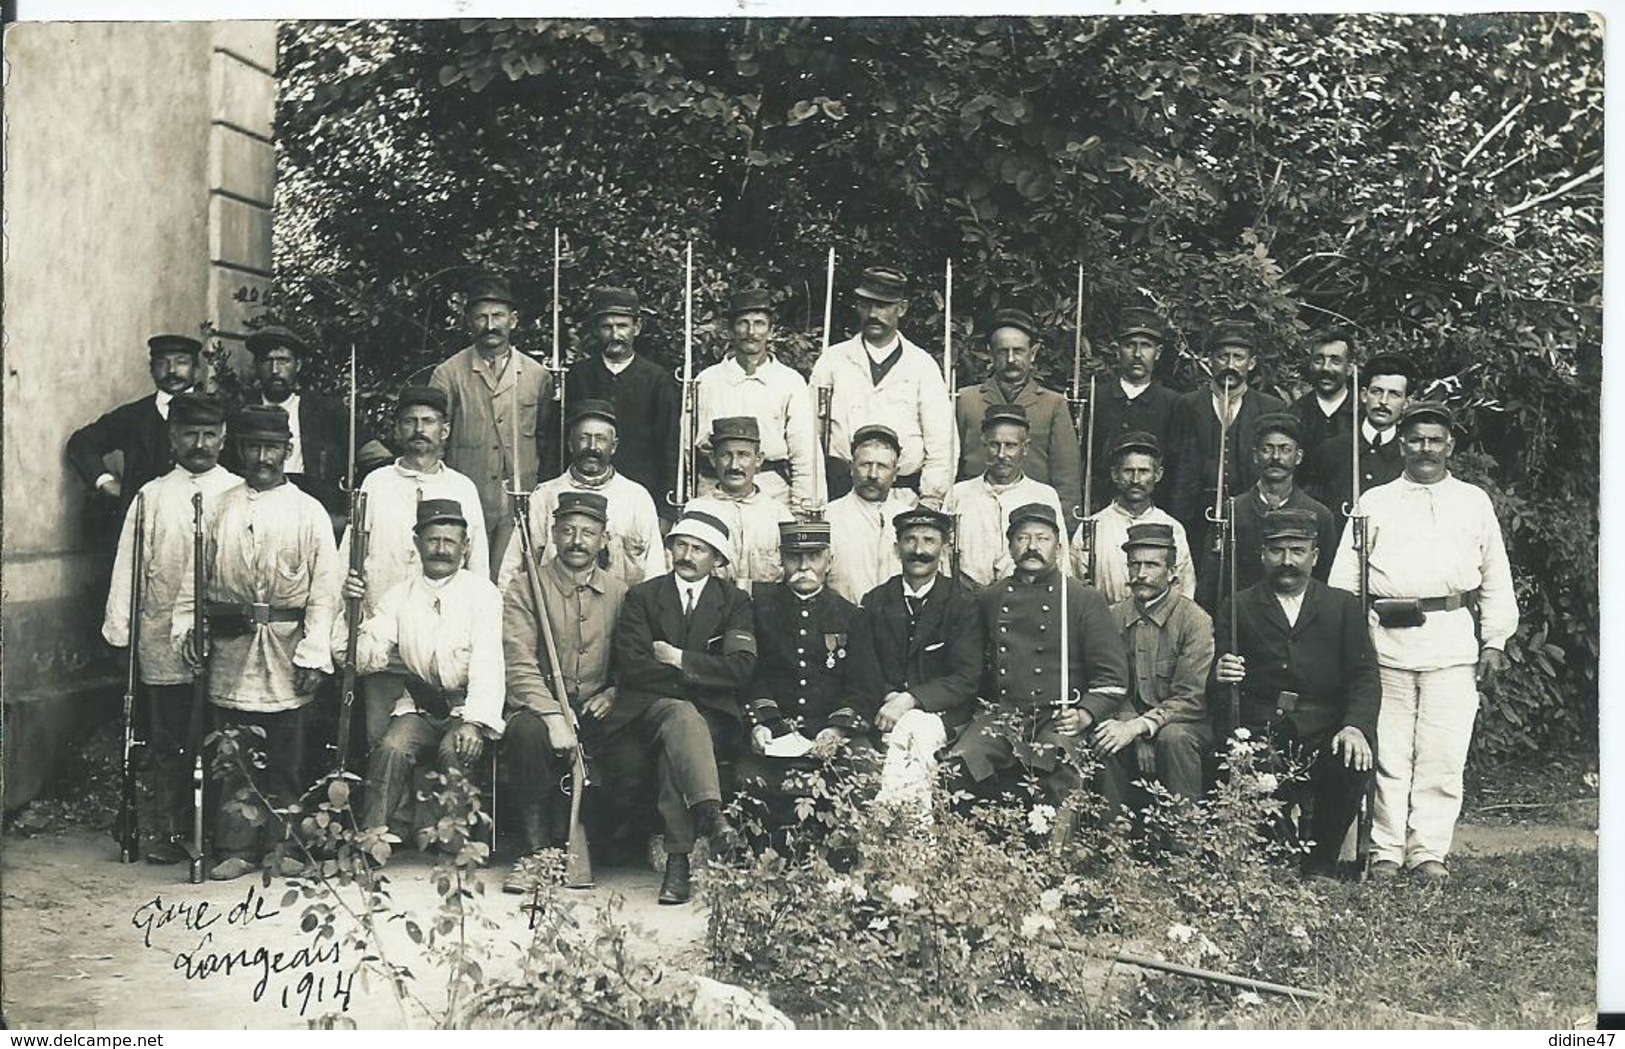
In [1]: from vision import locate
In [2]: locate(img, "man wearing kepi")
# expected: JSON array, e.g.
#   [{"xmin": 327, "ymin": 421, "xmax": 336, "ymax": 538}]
[
  {"xmin": 846, "ymin": 507, "xmax": 982, "ymax": 812},
  {"xmin": 341, "ymin": 386, "xmax": 488, "ymax": 746},
  {"xmin": 1089, "ymin": 309, "xmax": 1182, "ymax": 512},
  {"xmin": 1214, "ymin": 508, "xmax": 1379, "ymax": 880},
  {"xmin": 614, "ymin": 509, "xmax": 756, "ymax": 904},
  {"xmin": 1095, "ymin": 523, "xmax": 1214, "ymax": 803},
  {"xmin": 689, "ymin": 416, "xmax": 796, "ymax": 593},
  {"xmin": 739, "ymin": 520, "xmax": 871, "ymax": 799},
  {"xmin": 810, "ymin": 266, "xmax": 955, "ymax": 508},
  {"xmin": 947, "ymin": 503, "xmax": 1131, "ymax": 827},
  {"xmin": 563, "ymin": 286, "xmax": 681, "ymax": 525},
  {"xmin": 342, "ymin": 498, "xmax": 505, "ymax": 846},
  {"xmin": 824, "ymin": 423, "xmax": 917, "ymax": 604},
  {"xmin": 495, "ymin": 398, "xmax": 664, "ymax": 591},
  {"xmin": 103, "ymin": 393, "xmax": 242, "ymax": 864},
  {"xmin": 1328, "ymin": 401, "xmax": 1515, "ymax": 882},
  {"xmin": 1226, "ymin": 411, "xmax": 1338, "ymax": 592},
  {"xmin": 430, "ymin": 273, "xmax": 554, "ymax": 572},
  {"xmin": 174, "ymin": 404, "xmax": 342, "ymax": 880},
  {"xmin": 695, "ymin": 288, "xmax": 822, "ymax": 514},
  {"xmin": 501, "ymin": 491, "xmax": 627, "ymax": 890},
  {"xmin": 1070, "ymin": 431, "xmax": 1196, "ymax": 606},
  {"xmin": 944, "ymin": 403, "xmax": 1065, "ymax": 591}
]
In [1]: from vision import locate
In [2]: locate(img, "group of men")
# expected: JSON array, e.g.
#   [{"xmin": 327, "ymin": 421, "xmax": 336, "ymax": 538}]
[{"xmin": 78, "ymin": 261, "xmax": 1515, "ymax": 900}]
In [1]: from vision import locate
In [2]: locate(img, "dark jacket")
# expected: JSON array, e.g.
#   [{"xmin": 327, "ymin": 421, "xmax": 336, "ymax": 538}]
[
  {"xmin": 1288, "ymin": 389, "xmax": 1355, "ymax": 461},
  {"xmin": 1210, "ymin": 578, "xmax": 1380, "ymax": 746},
  {"xmin": 745, "ymin": 583, "xmax": 870, "ymax": 736},
  {"xmin": 564, "ymin": 354, "xmax": 682, "ymax": 520},
  {"xmin": 221, "ymin": 391, "xmax": 348, "ymax": 515},
  {"xmin": 1088, "ymin": 378, "xmax": 1182, "ymax": 512},
  {"xmin": 847, "ymin": 573, "xmax": 983, "ymax": 731},
  {"xmin": 1227, "ymin": 485, "xmax": 1339, "ymax": 591},
  {"xmin": 979, "ymin": 566, "xmax": 1129, "ymax": 724},
  {"xmin": 955, "ymin": 378, "xmax": 1084, "ymax": 530},
  {"xmin": 615, "ymin": 573, "xmax": 756, "ymax": 721},
  {"xmin": 1301, "ymin": 423, "xmax": 1405, "ymax": 531},
  {"xmin": 66, "ymin": 392, "xmax": 173, "ymax": 519},
  {"xmin": 1166, "ymin": 384, "xmax": 1290, "ymax": 532}
]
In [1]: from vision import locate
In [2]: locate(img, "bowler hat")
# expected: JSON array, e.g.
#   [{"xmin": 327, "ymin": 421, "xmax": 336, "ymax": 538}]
[
  {"xmin": 414, "ymin": 498, "xmax": 468, "ymax": 532},
  {"xmin": 853, "ymin": 266, "xmax": 909, "ymax": 304},
  {"xmin": 588, "ymin": 286, "xmax": 640, "ymax": 319},
  {"xmin": 148, "ymin": 334, "xmax": 202, "ymax": 358},
  {"xmin": 556, "ymin": 490, "xmax": 609, "ymax": 524}
]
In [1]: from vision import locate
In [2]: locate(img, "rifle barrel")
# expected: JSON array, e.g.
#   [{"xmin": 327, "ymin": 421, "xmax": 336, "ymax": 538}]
[{"xmin": 117, "ymin": 493, "xmax": 147, "ymax": 863}]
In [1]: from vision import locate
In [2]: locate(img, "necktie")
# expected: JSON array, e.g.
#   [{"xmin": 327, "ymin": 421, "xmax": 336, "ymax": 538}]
[{"xmin": 684, "ymin": 587, "xmax": 696, "ymax": 618}]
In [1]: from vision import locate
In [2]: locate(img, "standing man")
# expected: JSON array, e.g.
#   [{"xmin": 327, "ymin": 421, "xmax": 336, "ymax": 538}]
[
  {"xmin": 1303, "ymin": 352, "xmax": 1412, "ymax": 526},
  {"xmin": 1095, "ymin": 523, "xmax": 1214, "ymax": 803},
  {"xmin": 495, "ymin": 398, "xmax": 664, "ymax": 591},
  {"xmin": 810, "ymin": 266, "xmax": 955, "ymax": 508},
  {"xmin": 1328, "ymin": 402, "xmax": 1516, "ymax": 881},
  {"xmin": 688, "ymin": 416, "xmax": 796, "ymax": 593},
  {"xmin": 1214, "ymin": 509, "xmax": 1380, "ymax": 880},
  {"xmin": 1089, "ymin": 308, "xmax": 1182, "ymax": 512},
  {"xmin": 430, "ymin": 272, "xmax": 554, "ymax": 574},
  {"xmin": 68, "ymin": 333, "xmax": 202, "ymax": 523},
  {"xmin": 563, "ymin": 286, "xmax": 681, "ymax": 526},
  {"xmin": 953, "ymin": 308, "xmax": 1083, "ymax": 531},
  {"xmin": 340, "ymin": 386, "xmax": 488, "ymax": 746},
  {"xmin": 343, "ymin": 499, "xmax": 506, "ymax": 846},
  {"xmin": 231, "ymin": 324, "xmax": 347, "ymax": 531},
  {"xmin": 695, "ymin": 288, "xmax": 822, "ymax": 514},
  {"xmin": 1070, "ymin": 431, "xmax": 1197, "ymax": 606},
  {"xmin": 102, "ymin": 393, "xmax": 241, "ymax": 863},
  {"xmin": 846, "ymin": 507, "xmax": 983, "ymax": 812},
  {"xmin": 944, "ymin": 404, "xmax": 1065, "ymax": 591},
  {"xmin": 1226, "ymin": 412, "xmax": 1338, "ymax": 597},
  {"xmin": 825, "ymin": 424, "xmax": 917, "ymax": 604},
  {"xmin": 501, "ymin": 491, "xmax": 628, "ymax": 888},
  {"xmin": 173, "ymin": 404, "xmax": 342, "ymax": 880},
  {"xmin": 1167, "ymin": 320, "xmax": 1288, "ymax": 564},
  {"xmin": 946, "ymin": 503, "xmax": 1131, "ymax": 826},
  {"xmin": 614, "ymin": 510, "xmax": 757, "ymax": 903},
  {"xmin": 1288, "ymin": 328, "xmax": 1357, "ymax": 457}
]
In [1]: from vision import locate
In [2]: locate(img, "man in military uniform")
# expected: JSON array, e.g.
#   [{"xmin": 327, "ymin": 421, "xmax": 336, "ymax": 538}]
[
  {"xmin": 810, "ymin": 266, "xmax": 956, "ymax": 508},
  {"xmin": 945, "ymin": 403, "xmax": 1065, "ymax": 591},
  {"xmin": 688, "ymin": 416, "xmax": 796, "ymax": 593},
  {"xmin": 953, "ymin": 307, "xmax": 1083, "ymax": 532},
  {"xmin": 946, "ymin": 503, "xmax": 1131, "ymax": 830},
  {"xmin": 1088, "ymin": 308, "xmax": 1182, "ymax": 512},
  {"xmin": 102, "ymin": 393, "xmax": 242, "ymax": 863},
  {"xmin": 1288, "ymin": 327, "xmax": 1357, "ymax": 456},
  {"xmin": 429, "ymin": 273, "xmax": 555, "ymax": 573},
  {"xmin": 1225, "ymin": 412, "xmax": 1338, "ymax": 598},
  {"xmin": 824, "ymin": 423, "xmax": 917, "ymax": 604},
  {"xmin": 1069, "ymin": 431, "xmax": 1196, "ymax": 605},
  {"xmin": 847, "ymin": 507, "xmax": 983, "ymax": 812},
  {"xmin": 614, "ymin": 509, "xmax": 756, "ymax": 903},
  {"xmin": 495, "ymin": 398, "xmax": 664, "ymax": 591},
  {"xmin": 563, "ymin": 286, "xmax": 682, "ymax": 526},
  {"xmin": 695, "ymin": 288, "xmax": 822, "ymax": 514},
  {"xmin": 1214, "ymin": 508, "xmax": 1380, "ymax": 880},
  {"xmin": 1303, "ymin": 352, "xmax": 1412, "ymax": 531}
]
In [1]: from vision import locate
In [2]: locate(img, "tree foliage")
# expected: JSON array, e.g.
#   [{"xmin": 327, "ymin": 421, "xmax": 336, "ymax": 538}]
[{"xmin": 273, "ymin": 14, "xmax": 1601, "ymax": 758}]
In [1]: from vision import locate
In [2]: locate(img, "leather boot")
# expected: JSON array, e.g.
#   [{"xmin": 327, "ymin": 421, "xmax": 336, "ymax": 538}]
[
  {"xmin": 520, "ymin": 802, "xmax": 550, "ymax": 855},
  {"xmin": 658, "ymin": 852, "xmax": 692, "ymax": 905}
]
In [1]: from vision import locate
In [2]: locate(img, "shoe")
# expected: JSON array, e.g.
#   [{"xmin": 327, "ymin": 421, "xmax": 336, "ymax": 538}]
[
  {"xmin": 1412, "ymin": 860, "xmax": 1450, "ymax": 882},
  {"xmin": 658, "ymin": 853, "xmax": 692, "ymax": 905},
  {"xmin": 208, "ymin": 855, "xmax": 257, "ymax": 881},
  {"xmin": 144, "ymin": 837, "xmax": 187, "ymax": 865},
  {"xmin": 1367, "ymin": 860, "xmax": 1402, "ymax": 881}
]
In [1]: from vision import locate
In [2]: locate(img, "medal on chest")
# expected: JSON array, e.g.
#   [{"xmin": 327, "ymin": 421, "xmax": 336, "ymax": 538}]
[{"xmin": 824, "ymin": 632, "xmax": 847, "ymax": 670}]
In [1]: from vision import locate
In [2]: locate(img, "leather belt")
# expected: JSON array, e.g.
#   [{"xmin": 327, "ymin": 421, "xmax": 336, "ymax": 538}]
[
  {"xmin": 206, "ymin": 602, "xmax": 306, "ymax": 627},
  {"xmin": 404, "ymin": 676, "xmax": 467, "ymax": 719},
  {"xmin": 1368, "ymin": 591, "xmax": 1477, "ymax": 613}
]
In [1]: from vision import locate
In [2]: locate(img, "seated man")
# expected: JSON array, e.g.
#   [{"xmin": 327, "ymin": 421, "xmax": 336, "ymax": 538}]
[
  {"xmin": 738, "ymin": 520, "xmax": 873, "ymax": 809},
  {"xmin": 945, "ymin": 503, "xmax": 1130, "ymax": 839},
  {"xmin": 343, "ymin": 499, "xmax": 506, "ymax": 846},
  {"xmin": 614, "ymin": 509, "xmax": 757, "ymax": 903},
  {"xmin": 1212, "ymin": 508, "xmax": 1378, "ymax": 879},
  {"xmin": 1095, "ymin": 523, "xmax": 1215, "ymax": 803}
]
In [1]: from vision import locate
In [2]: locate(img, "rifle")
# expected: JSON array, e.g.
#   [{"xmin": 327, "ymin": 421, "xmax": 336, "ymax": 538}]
[
  {"xmin": 668, "ymin": 241, "xmax": 698, "ymax": 511},
  {"xmin": 813, "ymin": 246, "xmax": 835, "ymax": 515},
  {"xmin": 512, "ymin": 491, "xmax": 594, "ymax": 889},
  {"xmin": 333, "ymin": 344, "xmax": 369, "ymax": 776},
  {"xmin": 1345, "ymin": 359, "xmax": 1375, "ymax": 875},
  {"xmin": 186, "ymin": 491, "xmax": 210, "ymax": 884},
  {"xmin": 1225, "ymin": 494, "xmax": 1239, "ymax": 735},
  {"xmin": 114, "ymin": 492, "xmax": 147, "ymax": 863},
  {"xmin": 550, "ymin": 228, "xmax": 568, "ymax": 475},
  {"xmin": 1070, "ymin": 264, "xmax": 1097, "ymax": 584}
]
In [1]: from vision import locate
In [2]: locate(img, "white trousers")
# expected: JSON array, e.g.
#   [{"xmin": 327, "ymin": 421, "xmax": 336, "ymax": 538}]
[
  {"xmin": 1371, "ymin": 663, "xmax": 1480, "ymax": 867},
  {"xmin": 876, "ymin": 709, "xmax": 947, "ymax": 813}
]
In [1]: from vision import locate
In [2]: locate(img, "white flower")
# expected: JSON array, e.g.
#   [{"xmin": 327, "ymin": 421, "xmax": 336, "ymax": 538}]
[
  {"xmin": 1020, "ymin": 913, "xmax": 1057, "ymax": 939},
  {"xmin": 888, "ymin": 884, "xmax": 919, "ymax": 907},
  {"xmin": 1237, "ymin": 991, "xmax": 1264, "ymax": 1007},
  {"xmin": 1167, "ymin": 923, "xmax": 1197, "ymax": 944},
  {"xmin": 1288, "ymin": 924, "xmax": 1309, "ymax": 941},
  {"xmin": 1254, "ymin": 772, "xmax": 1279, "ymax": 795},
  {"xmin": 1233, "ymin": 727, "xmax": 1252, "ymax": 741},
  {"xmin": 823, "ymin": 877, "xmax": 849, "ymax": 896},
  {"xmin": 1028, "ymin": 804, "xmax": 1057, "ymax": 834},
  {"xmin": 1039, "ymin": 888, "xmax": 1063, "ymax": 913},
  {"xmin": 868, "ymin": 916, "xmax": 891, "ymax": 932},
  {"xmin": 848, "ymin": 882, "xmax": 869, "ymax": 902}
]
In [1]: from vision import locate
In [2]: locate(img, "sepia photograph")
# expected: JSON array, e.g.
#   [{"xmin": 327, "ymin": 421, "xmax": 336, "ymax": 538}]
[{"xmin": 0, "ymin": 7, "xmax": 1605, "ymax": 1031}]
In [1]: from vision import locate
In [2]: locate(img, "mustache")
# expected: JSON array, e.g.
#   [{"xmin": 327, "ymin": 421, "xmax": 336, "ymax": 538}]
[
  {"xmin": 1215, "ymin": 366, "xmax": 1244, "ymax": 386},
  {"xmin": 673, "ymin": 559, "xmax": 697, "ymax": 572},
  {"xmin": 1018, "ymin": 550, "xmax": 1047, "ymax": 563},
  {"xmin": 903, "ymin": 553, "xmax": 936, "ymax": 564}
]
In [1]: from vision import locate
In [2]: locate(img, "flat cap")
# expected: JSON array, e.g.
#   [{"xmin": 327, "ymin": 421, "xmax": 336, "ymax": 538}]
[
  {"xmin": 568, "ymin": 398, "xmax": 618, "ymax": 428},
  {"xmin": 779, "ymin": 519, "xmax": 832, "ymax": 551},
  {"xmin": 981, "ymin": 403, "xmax": 1030, "ymax": 431},
  {"xmin": 1260, "ymin": 508, "xmax": 1320, "ymax": 542},
  {"xmin": 168, "ymin": 392, "xmax": 226, "ymax": 427},
  {"xmin": 555, "ymin": 490, "xmax": 609, "ymax": 524},
  {"xmin": 727, "ymin": 288, "xmax": 774, "ymax": 317},
  {"xmin": 1006, "ymin": 501, "xmax": 1061, "ymax": 536},
  {"xmin": 233, "ymin": 404, "xmax": 292, "ymax": 442},
  {"xmin": 465, "ymin": 273, "xmax": 517, "ymax": 308},
  {"xmin": 986, "ymin": 307, "xmax": 1038, "ymax": 339},
  {"xmin": 854, "ymin": 266, "xmax": 909, "ymax": 304},
  {"xmin": 893, "ymin": 506, "xmax": 953, "ymax": 538},
  {"xmin": 850, "ymin": 423, "xmax": 902, "ymax": 456},
  {"xmin": 245, "ymin": 325, "xmax": 311, "ymax": 359},
  {"xmin": 397, "ymin": 385, "xmax": 450, "ymax": 417},
  {"xmin": 667, "ymin": 509, "xmax": 734, "ymax": 566},
  {"xmin": 711, "ymin": 415, "xmax": 761, "ymax": 445},
  {"xmin": 1122, "ymin": 522, "xmax": 1178, "ymax": 552},
  {"xmin": 1209, "ymin": 320, "xmax": 1258, "ymax": 352},
  {"xmin": 1253, "ymin": 411, "xmax": 1302, "ymax": 445},
  {"xmin": 148, "ymin": 334, "xmax": 202, "ymax": 358},
  {"xmin": 1110, "ymin": 430, "xmax": 1162, "ymax": 461},
  {"xmin": 414, "ymin": 498, "xmax": 468, "ymax": 532},
  {"xmin": 1117, "ymin": 308, "xmax": 1165, "ymax": 342},
  {"xmin": 588, "ymin": 286, "xmax": 640, "ymax": 319},
  {"xmin": 1399, "ymin": 400, "xmax": 1454, "ymax": 435}
]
